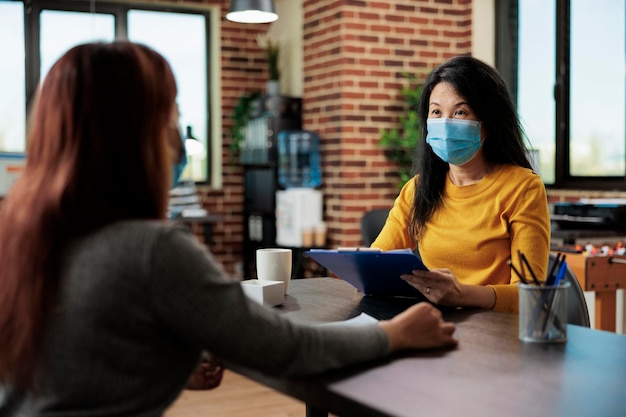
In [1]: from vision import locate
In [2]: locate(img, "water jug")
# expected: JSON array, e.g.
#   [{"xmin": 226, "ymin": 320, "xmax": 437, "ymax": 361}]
[{"xmin": 277, "ymin": 130, "xmax": 321, "ymax": 188}]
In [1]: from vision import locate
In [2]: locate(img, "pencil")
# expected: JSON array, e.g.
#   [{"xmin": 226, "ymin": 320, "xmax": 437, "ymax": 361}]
[
  {"xmin": 517, "ymin": 250, "xmax": 527, "ymax": 284},
  {"xmin": 546, "ymin": 252, "xmax": 562, "ymax": 284},
  {"xmin": 508, "ymin": 258, "xmax": 528, "ymax": 284},
  {"xmin": 520, "ymin": 252, "xmax": 541, "ymax": 285}
]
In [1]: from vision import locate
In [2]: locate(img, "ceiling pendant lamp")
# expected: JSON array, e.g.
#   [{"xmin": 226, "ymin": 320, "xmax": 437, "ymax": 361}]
[{"xmin": 226, "ymin": 0, "xmax": 278, "ymax": 24}]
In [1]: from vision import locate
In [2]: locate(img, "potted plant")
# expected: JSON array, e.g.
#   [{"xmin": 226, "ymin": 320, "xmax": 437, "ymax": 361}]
[
  {"xmin": 256, "ymin": 31, "xmax": 281, "ymax": 95},
  {"xmin": 379, "ymin": 73, "xmax": 425, "ymax": 188},
  {"xmin": 229, "ymin": 90, "xmax": 261, "ymax": 162}
]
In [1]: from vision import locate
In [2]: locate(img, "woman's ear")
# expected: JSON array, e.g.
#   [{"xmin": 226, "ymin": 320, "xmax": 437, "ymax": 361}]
[{"xmin": 167, "ymin": 125, "xmax": 184, "ymax": 163}]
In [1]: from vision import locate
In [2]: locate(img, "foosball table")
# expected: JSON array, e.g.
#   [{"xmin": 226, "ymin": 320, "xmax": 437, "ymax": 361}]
[{"xmin": 565, "ymin": 253, "xmax": 626, "ymax": 332}]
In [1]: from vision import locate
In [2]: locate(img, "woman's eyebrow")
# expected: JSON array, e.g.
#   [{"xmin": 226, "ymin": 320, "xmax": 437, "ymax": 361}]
[{"xmin": 429, "ymin": 100, "xmax": 469, "ymax": 106}]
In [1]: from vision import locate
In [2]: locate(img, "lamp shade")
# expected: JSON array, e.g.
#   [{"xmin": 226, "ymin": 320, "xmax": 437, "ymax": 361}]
[
  {"xmin": 226, "ymin": 0, "xmax": 278, "ymax": 24},
  {"xmin": 184, "ymin": 126, "xmax": 204, "ymax": 156}
]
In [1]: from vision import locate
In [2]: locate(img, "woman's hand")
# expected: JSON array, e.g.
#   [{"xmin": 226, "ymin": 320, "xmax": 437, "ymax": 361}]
[
  {"xmin": 186, "ymin": 353, "xmax": 224, "ymax": 390},
  {"xmin": 401, "ymin": 269, "xmax": 463, "ymax": 305},
  {"xmin": 401, "ymin": 269, "xmax": 496, "ymax": 309},
  {"xmin": 378, "ymin": 302, "xmax": 457, "ymax": 351}
]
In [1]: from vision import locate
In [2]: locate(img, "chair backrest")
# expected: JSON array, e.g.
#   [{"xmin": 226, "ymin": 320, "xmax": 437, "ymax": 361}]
[
  {"xmin": 360, "ymin": 209, "xmax": 390, "ymax": 246},
  {"xmin": 549, "ymin": 253, "xmax": 591, "ymax": 327}
]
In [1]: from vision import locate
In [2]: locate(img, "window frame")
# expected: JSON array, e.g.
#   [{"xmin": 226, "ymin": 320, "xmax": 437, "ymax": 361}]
[
  {"xmin": 497, "ymin": 0, "xmax": 626, "ymax": 190},
  {"xmin": 22, "ymin": 0, "xmax": 215, "ymax": 185}
]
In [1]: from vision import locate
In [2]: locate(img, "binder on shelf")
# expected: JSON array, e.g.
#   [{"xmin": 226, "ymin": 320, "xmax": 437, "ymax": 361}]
[{"xmin": 305, "ymin": 248, "xmax": 428, "ymax": 298}]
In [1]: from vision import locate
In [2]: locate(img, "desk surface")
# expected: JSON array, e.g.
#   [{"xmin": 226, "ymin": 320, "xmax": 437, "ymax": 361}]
[{"xmin": 232, "ymin": 278, "xmax": 626, "ymax": 417}]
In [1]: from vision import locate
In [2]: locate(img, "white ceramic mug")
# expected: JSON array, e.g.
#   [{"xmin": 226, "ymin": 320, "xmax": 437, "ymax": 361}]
[{"xmin": 256, "ymin": 248, "xmax": 292, "ymax": 294}]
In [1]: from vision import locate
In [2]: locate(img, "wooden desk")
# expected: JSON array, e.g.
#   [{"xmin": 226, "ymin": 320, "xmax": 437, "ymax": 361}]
[
  {"xmin": 231, "ymin": 278, "xmax": 626, "ymax": 417},
  {"xmin": 565, "ymin": 253, "xmax": 626, "ymax": 332}
]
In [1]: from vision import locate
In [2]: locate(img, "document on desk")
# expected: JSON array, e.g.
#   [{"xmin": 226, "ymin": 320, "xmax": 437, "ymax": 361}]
[
  {"xmin": 318, "ymin": 312, "xmax": 379, "ymax": 327},
  {"xmin": 305, "ymin": 248, "xmax": 428, "ymax": 298}
]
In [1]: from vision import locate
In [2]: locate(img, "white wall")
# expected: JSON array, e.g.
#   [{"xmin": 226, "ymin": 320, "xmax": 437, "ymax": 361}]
[
  {"xmin": 472, "ymin": 0, "xmax": 496, "ymax": 66},
  {"xmin": 271, "ymin": 0, "xmax": 303, "ymax": 97}
]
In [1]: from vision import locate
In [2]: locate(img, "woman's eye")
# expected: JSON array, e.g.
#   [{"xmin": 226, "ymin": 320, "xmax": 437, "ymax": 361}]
[
  {"xmin": 430, "ymin": 109, "xmax": 440, "ymax": 115},
  {"xmin": 454, "ymin": 109, "xmax": 467, "ymax": 116}
]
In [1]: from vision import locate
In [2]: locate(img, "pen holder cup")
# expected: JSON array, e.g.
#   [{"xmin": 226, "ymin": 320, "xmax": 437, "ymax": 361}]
[{"xmin": 518, "ymin": 282, "xmax": 570, "ymax": 343}]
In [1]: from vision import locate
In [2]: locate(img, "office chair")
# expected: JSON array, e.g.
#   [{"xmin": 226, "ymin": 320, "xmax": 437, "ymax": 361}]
[
  {"xmin": 360, "ymin": 209, "xmax": 390, "ymax": 246},
  {"xmin": 549, "ymin": 253, "xmax": 591, "ymax": 327}
]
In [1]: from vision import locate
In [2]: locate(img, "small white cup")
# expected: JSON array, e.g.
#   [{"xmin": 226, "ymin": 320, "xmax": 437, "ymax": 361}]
[{"xmin": 256, "ymin": 248, "xmax": 292, "ymax": 294}]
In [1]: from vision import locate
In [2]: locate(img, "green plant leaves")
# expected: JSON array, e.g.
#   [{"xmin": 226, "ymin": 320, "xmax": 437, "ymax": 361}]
[
  {"xmin": 379, "ymin": 73, "xmax": 424, "ymax": 188},
  {"xmin": 229, "ymin": 91, "xmax": 262, "ymax": 159}
]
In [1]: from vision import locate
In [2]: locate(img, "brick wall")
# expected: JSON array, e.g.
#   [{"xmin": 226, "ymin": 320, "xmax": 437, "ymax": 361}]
[
  {"xmin": 195, "ymin": 0, "xmax": 626, "ymax": 275},
  {"xmin": 301, "ymin": 0, "xmax": 473, "ymax": 248},
  {"xmin": 194, "ymin": 0, "xmax": 474, "ymax": 274},
  {"xmin": 178, "ymin": 0, "xmax": 473, "ymax": 274}
]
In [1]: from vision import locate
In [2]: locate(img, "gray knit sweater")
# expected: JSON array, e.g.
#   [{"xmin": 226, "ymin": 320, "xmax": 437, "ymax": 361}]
[{"xmin": 1, "ymin": 221, "xmax": 388, "ymax": 416}]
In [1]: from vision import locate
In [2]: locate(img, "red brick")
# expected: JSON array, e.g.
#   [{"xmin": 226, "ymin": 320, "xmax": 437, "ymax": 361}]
[{"xmin": 199, "ymin": 0, "xmax": 475, "ymax": 273}]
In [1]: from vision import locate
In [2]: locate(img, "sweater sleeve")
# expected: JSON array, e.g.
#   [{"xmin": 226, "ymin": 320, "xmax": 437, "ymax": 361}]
[
  {"xmin": 490, "ymin": 174, "xmax": 550, "ymax": 313},
  {"xmin": 148, "ymin": 227, "xmax": 389, "ymax": 377},
  {"xmin": 372, "ymin": 177, "xmax": 417, "ymax": 251}
]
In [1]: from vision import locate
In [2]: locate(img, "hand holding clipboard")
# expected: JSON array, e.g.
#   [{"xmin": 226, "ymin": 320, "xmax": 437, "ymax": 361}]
[{"xmin": 306, "ymin": 248, "xmax": 428, "ymax": 298}]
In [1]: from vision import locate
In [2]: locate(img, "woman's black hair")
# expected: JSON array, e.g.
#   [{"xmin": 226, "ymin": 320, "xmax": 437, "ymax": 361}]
[{"xmin": 409, "ymin": 55, "xmax": 532, "ymax": 238}]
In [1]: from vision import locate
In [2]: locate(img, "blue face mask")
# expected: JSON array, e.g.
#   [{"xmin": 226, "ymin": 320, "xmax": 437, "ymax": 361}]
[
  {"xmin": 172, "ymin": 137, "xmax": 188, "ymax": 189},
  {"xmin": 426, "ymin": 118, "xmax": 482, "ymax": 166}
]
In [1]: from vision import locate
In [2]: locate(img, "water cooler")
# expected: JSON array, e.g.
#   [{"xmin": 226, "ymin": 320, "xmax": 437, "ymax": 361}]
[
  {"xmin": 275, "ymin": 188, "xmax": 323, "ymax": 247},
  {"xmin": 277, "ymin": 130, "xmax": 321, "ymax": 189},
  {"xmin": 240, "ymin": 96, "xmax": 302, "ymax": 278},
  {"xmin": 275, "ymin": 130, "xmax": 324, "ymax": 248}
]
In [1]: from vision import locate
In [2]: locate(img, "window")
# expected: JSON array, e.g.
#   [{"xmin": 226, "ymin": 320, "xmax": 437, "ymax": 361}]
[
  {"xmin": 499, "ymin": 0, "xmax": 626, "ymax": 189},
  {"xmin": 128, "ymin": 9, "xmax": 209, "ymax": 182},
  {"xmin": 517, "ymin": 0, "xmax": 555, "ymax": 183},
  {"xmin": 2, "ymin": 0, "xmax": 217, "ymax": 184},
  {"xmin": 0, "ymin": 1, "xmax": 25, "ymax": 153}
]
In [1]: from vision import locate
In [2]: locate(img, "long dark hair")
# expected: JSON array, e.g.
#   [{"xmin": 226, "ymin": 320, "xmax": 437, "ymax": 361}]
[
  {"xmin": 409, "ymin": 55, "xmax": 531, "ymax": 238},
  {"xmin": 0, "ymin": 41, "xmax": 177, "ymax": 387}
]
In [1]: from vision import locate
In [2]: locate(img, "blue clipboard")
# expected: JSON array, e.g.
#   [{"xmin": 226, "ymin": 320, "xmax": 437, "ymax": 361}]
[{"xmin": 305, "ymin": 249, "xmax": 429, "ymax": 298}]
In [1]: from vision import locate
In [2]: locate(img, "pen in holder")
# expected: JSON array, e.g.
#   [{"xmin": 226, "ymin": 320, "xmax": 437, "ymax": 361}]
[
  {"xmin": 518, "ymin": 281, "xmax": 569, "ymax": 343},
  {"xmin": 513, "ymin": 251, "xmax": 569, "ymax": 343}
]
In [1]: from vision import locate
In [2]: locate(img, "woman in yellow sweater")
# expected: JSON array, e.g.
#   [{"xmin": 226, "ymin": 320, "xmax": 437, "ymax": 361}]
[{"xmin": 372, "ymin": 56, "xmax": 550, "ymax": 314}]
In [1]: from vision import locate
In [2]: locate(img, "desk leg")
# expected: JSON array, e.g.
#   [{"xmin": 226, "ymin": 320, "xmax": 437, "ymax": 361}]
[
  {"xmin": 595, "ymin": 292, "xmax": 616, "ymax": 332},
  {"xmin": 203, "ymin": 223, "xmax": 212, "ymax": 245},
  {"xmin": 306, "ymin": 404, "xmax": 328, "ymax": 417},
  {"xmin": 293, "ymin": 248, "xmax": 306, "ymax": 279}
]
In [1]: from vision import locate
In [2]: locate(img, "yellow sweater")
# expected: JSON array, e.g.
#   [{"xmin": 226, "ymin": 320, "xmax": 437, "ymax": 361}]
[{"xmin": 372, "ymin": 164, "xmax": 550, "ymax": 313}]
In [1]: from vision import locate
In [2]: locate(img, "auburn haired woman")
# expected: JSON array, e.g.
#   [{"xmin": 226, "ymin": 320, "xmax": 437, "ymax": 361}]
[{"xmin": 0, "ymin": 41, "xmax": 455, "ymax": 416}]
